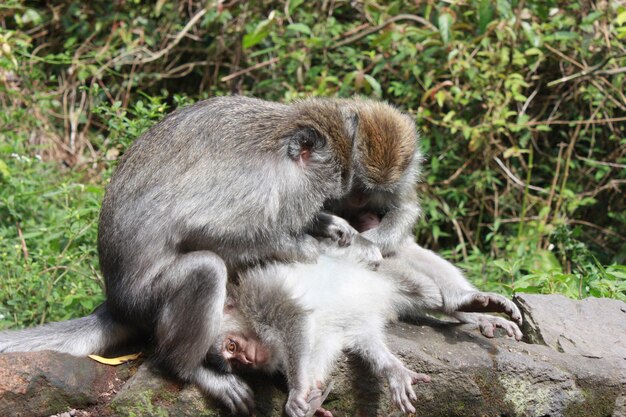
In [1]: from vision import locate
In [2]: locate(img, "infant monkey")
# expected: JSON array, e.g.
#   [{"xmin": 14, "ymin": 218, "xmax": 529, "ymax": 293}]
[{"xmin": 214, "ymin": 245, "xmax": 435, "ymax": 417}]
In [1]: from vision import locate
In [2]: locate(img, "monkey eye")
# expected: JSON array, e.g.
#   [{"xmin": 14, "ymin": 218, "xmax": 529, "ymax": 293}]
[{"xmin": 226, "ymin": 340, "xmax": 238, "ymax": 354}]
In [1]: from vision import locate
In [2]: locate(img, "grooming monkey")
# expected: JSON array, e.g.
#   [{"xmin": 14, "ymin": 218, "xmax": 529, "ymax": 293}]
[
  {"xmin": 1, "ymin": 96, "xmax": 370, "ymax": 415},
  {"xmin": 327, "ymin": 98, "xmax": 523, "ymax": 335}
]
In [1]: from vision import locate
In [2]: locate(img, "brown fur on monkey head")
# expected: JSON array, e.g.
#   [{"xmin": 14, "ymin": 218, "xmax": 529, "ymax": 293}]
[{"xmin": 346, "ymin": 98, "xmax": 420, "ymax": 191}]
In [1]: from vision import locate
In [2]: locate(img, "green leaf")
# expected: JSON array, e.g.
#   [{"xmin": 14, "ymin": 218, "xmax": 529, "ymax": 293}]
[
  {"xmin": 521, "ymin": 21, "xmax": 541, "ymax": 47},
  {"xmin": 496, "ymin": 0, "xmax": 513, "ymax": 19},
  {"xmin": 0, "ymin": 159, "xmax": 10, "ymax": 180},
  {"xmin": 524, "ymin": 47, "xmax": 543, "ymax": 56},
  {"xmin": 435, "ymin": 90, "xmax": 446, "ymax": 107},
  {"xmin": 478, "ymin": 0, "xmax": 494, "ymax": 35},
  {"xmin": 243, "ymin": 11, "xmax": 276, "ymax": 49},
  {"xmin": 286, "ymin": 23, "xmax": 311, "ymax": 35},
  {"xmin": 546, "ymin": 31, "xmax": 580, "ymax": 41},
  {"xmin": 363, "ymin": 74, "xmax": 382, "ymax": 97},
  {"xmin": 288, "ymin": 0, "xmax": 305, "ymax": 15},
  {"xmin": 438, "ymin": 12, "xmax": 453, "ymax": 44}
]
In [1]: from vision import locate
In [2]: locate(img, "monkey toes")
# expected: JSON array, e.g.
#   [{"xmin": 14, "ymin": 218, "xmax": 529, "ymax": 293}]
[
  {"xmin": 458, "ymin": 292, "xmax": 523, "ymax": 325},
  {"xmin": 208, "ymin": 374, "xmax": 254, "ymax": 415},
  {"xmin": 386, "ymin": 367, "xmax": 430, "ymax": 415},
  {"xmin": 475, "ymin": 314, "xmax": 524, "ymax": 341}
]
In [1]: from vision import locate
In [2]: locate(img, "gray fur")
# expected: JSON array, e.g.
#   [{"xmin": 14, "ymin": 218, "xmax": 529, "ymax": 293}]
[
  {"xmin": 0, "ymin": 306, "xmax": 130, "ymax": 356},
  {"xmin": 232, "ymin": 252, "xmax": 432, "ymax": 417},
  {"xmin": 2, "ymin": 96, "xmax": 360, "ymax": 415},
  {"xmin": 379, "ymin": 238, "xmax": 524, "ymax": 340},
  {"xmin": 229, "ymin": 236, "xmax": 523, "ymax": 416}
]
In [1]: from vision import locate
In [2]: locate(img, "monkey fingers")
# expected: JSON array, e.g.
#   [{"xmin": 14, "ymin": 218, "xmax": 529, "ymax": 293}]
[
  {"xmin": 314, "ymin": 407, "xmax": 333, "ymax": 417},
  {"xmin": 457, "ymin": 292, "xmax": 523, "ymax": 326},
  {"xmin": 409, "ymin": 370, "xmax": 431, "ymax": 385},
  {"xmin": 326, "ymin": 216, "xmax": 358, "ymax": 247},
  {"xmin": 286, "ymin": 388, "xmax": 311, "ymax": 417},
  {"xmin": 310, "ymin": 212, "xmax": 357, "ymax": 247},
  {"xmin": 305, "ymin": 381, "xmax": 334, "ymax": 417}
]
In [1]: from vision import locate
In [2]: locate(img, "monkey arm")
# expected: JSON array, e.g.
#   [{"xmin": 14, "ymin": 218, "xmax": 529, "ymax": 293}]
[
  {"xmin": 235, "ymin": 272, "xmax": 315, "ymax": 417},
  {"xmin": 361, "ymin": 193, "xmax": 420, "ymax": 256}
]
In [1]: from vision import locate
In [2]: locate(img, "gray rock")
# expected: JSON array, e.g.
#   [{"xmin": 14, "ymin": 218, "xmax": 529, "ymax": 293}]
[
  {"xmin": 0, "ymin": 351, "xmax": 133, "ymax": 417},
  {"xmin": 514, "ymin": 293, "xmax": 626, "ymax": 358},
  {"xmin": 108, "ymin": 316, "xmax": 625, "ymax": 417},
  {"xmin": 1, "ymin": 295, "xmax": 625, "ymax": 416}
]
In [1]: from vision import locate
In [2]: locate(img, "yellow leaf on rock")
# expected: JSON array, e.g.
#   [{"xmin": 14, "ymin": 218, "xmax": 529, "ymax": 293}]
[{"xmin": 88, "ymin": 352, "xmax": 142, "ymax": 365}]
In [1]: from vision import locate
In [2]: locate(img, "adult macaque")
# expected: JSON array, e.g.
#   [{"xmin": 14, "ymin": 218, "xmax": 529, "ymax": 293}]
[
  {"xmin": 326, "ymin": 98, "xmax": 422, "ymax": 256},
  {"xmin": 1, "ymin": 96, "xmax": 365, "ymax": 414},
  {"xmin": 328, "ymin": 99, "xmax": 523, "ymax": 335}
]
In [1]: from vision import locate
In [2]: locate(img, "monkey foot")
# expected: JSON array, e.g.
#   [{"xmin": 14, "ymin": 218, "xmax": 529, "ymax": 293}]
[
  {"xmin": 457, "ymin": 292, "xmax": 523, "ymax": 326},
  {"xmin": 387, "ymin": 366, "xmax": 430, "ymax": 414},
  {"xmin": 469, "ymin": 313, "xmax": 523, "ymax": 341}
]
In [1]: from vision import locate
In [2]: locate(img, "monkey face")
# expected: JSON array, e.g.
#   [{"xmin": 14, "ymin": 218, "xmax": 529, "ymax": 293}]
[{"xmin": 221, "ymin": 333, "xmax": 270, "ymax": 369}]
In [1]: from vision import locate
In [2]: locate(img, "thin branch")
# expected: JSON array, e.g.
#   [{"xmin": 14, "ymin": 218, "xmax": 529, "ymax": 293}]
[
  {"xmin": 221, "ymin": 57, "xmax": 280, "ymax": 82},
  {"xmin": 493, "ymin": 156, "xmax": 548, "ymax": 194},
  {"xmin": 547, "ymin": 54, "xmax": 618, "ymax": 87},
  {"xmin": 137, "ymin": 8, "xmax": 207, "ymax": 64},
  {"xmin": 332, "ymin": 14, "xmax": 437, "ymax": 49},
  {"xmin": 16, "ymin": 222, "xmax": 29, "ymax": 263},
  {"xmin": 526, "ymin": 116, "xmax": 626, "ymax": 126},
  {"xmin": 569, "ymin": 220, "xmax": 626, "ymax": 242}
]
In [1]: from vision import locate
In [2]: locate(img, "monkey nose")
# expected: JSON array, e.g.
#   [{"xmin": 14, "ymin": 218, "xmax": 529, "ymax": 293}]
[{"xmin": 237, "ymin": 353, "xmax": 252, "ymax": 365}]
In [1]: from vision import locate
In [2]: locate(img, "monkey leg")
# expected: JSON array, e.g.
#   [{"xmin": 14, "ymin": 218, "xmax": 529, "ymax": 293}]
[
  {"xmin": 351, "ymin": 335, "xmax": 430, "ymax": 415},
  {"xmin": 152, "ymin": 251, "xmax": 254, "ymax": 415},
  {"xmin": 391, "ymin": 241, "xmax": 523, "ymax": 328},
  {"xmin": 379, "ymin": 255, "xmax": 444, "ymax": 313}
]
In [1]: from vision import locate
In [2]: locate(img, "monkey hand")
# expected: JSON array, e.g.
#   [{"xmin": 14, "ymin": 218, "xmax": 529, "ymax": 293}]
[
  {"xmin": 317, "ymin": 234, "xmax": 382, "ymax": 269},
  {"xmin": 352, "ymin": 234, "xmax": 383, "ymax": 269},
  {"xmin": 386, "ymin": 365, "xmax": 430, "ymax": 415},
  {"xmin": 309, "ymin": 213, "xmax": 357, "ymax": 247},
  {"xmin": 305, "ymin": 380, "xmax": 334, "ymax": 417},
  {"xmin": 285, "ymin": 388, "xmax": 311, "ymax": 417},
  {"xmin": 324, "ymin": 216, "xmax": 358, "ymax": 247}
]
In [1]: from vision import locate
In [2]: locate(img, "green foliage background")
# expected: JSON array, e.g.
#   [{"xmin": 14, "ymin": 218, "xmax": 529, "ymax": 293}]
[{"xmin": 1, "ymin": 0, "xmax": 625, "ymax": 328}]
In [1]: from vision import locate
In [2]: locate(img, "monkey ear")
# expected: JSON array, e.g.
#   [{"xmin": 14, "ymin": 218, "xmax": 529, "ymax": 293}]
[{"xmin": 287, "ymin": 127, "xmax": 326, "ymax": 165}]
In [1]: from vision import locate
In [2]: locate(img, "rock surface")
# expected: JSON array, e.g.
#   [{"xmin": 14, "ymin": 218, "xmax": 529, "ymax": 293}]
[
  {"xmin": 0, "ymin": 295, "xmax": 624, "ymax": 417},
  {"xmin": 514, "ymin": 293, "xmax": 626, "ymax": 359}
]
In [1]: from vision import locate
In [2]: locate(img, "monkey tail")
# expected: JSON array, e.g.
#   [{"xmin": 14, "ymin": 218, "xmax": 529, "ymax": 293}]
[{"xmin": 0, "ymin": 304, "xmax": 132, "ymax": 356}]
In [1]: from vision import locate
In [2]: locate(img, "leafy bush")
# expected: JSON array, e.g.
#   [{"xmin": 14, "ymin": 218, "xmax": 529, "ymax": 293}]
[{"xmin": 1, "ymin": 0, "xmax": 624, "ymax": 327}]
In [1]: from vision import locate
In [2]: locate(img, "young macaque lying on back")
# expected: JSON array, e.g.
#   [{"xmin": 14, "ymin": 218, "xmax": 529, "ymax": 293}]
[{"xmin": 214, "ymin": 244, "xmax": 435, "ymax": 417}]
